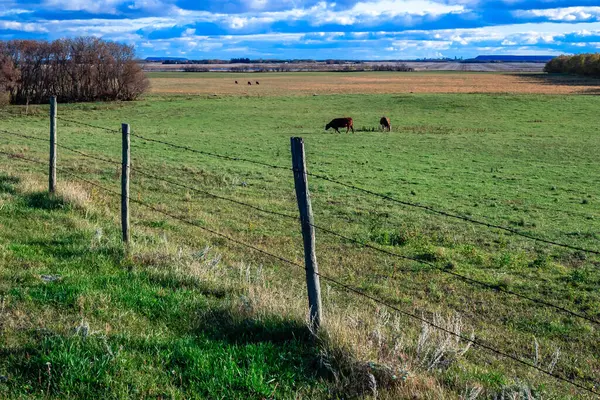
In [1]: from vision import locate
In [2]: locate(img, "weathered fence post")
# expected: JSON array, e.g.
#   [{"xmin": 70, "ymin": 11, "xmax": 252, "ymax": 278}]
[
  {"xmin": 49, "ymin": 96, "xmax": 57, "ymax": 194},
  {"xmin": 291, "ymin": 137, "xmax": 322, "ymax": 330},
  {"xmin": 121, "ymin": 123, "xmax": 130, "ymax": 245}
]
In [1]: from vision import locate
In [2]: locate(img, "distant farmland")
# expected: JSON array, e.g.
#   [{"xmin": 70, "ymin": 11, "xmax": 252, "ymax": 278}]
[
  {"xmin": 147, "ymin": 70, "xmax": 600, "ymax": 96},
  {"xmin": 142, "ymin": 61, "xmax": 547, "ymax": 73}
]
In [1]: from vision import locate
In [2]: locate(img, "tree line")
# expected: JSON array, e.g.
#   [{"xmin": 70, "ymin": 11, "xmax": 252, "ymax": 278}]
[
  {"xmin": 544, "ymin": 53, "xmax": 600, "ymax": 77},
  {"xmin": 0, "ymin": 37, "xmax": 148, "ymax": 105}
]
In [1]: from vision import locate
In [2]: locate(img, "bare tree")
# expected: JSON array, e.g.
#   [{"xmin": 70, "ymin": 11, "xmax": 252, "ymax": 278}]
[{"xmin": 0, "ymin": 37, "xmax": 149, "ymax": 104}]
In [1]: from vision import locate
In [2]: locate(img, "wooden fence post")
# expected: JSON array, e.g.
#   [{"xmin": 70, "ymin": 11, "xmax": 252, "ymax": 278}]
[
  {"xmin": 121, "ymin": 123, "xmax": 130, "ymax": 245},
  {"xmin": 49, "ymin": 96, "xmax": 57, "ymax": 194},
  {"xmin": 291, "ymin": 137, "xmax": 322, "ymax": 330}
]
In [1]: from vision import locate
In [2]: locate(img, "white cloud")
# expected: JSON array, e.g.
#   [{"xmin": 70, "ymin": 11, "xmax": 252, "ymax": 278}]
[
  {"xmin": 284, "ymin": 0, "xmax": 466, "ymax": 26},
  {"xmin": 128, "ymin": 0, "xmax": 170, "ymax": 12},
  {"xmin": 168, "ymin": 0, "xmax": 466, "ymax": 29},
  {"xmin": 351, "ymin": 0, "xmax": 464, "ymax": 17},
  {"xmin": 245, "ymin": 0, "xmax": 269, "ymax": 10},
  {"xmin": 43, "ymin": 0, "xmax": 127, "ymax": 14},
  {"xmin": 0, "ymin": 20, "xmax": 47, "ymax": 32},
  {"xmin": 515, "ymin": 7, "xmax": 600, "ymax": 22},
  {"xmin": 0, "ymin": 8, "xmax": 33, "ymax": 17},
  {"xmin": 4, "ymin": 1, "xmax": 600, "ymax": 59}
]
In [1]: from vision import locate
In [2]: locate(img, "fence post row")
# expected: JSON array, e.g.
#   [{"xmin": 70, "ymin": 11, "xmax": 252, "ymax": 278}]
[
  {"xmin": 291, "ymin": 137, "xmax": 323, "ymax": 330},
  {"xmin": 121, "ymin": 123, "xmax": 131, "ymax": 245},
  {"xmin": 49, "ymin": 96, "xmax": 57, "ymax": 194}
]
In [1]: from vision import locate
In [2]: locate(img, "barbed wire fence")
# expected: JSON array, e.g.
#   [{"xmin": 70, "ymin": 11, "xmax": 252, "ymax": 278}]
[{"xmin": 0, "ymin": 96, "xmax": 599, "ymax": 396}]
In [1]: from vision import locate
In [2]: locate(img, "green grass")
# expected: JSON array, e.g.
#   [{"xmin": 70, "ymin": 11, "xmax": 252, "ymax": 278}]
[
  {"xmin": 0, "ymin": 176, "xmax": 328, "ymax": 399},
  {"xmin": 1, "ymin": 75, "xmax": 600, "ymax": 398}
]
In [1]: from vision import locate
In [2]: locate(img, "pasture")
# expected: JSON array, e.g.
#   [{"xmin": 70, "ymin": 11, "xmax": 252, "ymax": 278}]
[{"xmin": 1, "ymin": 71, "xmax": 600, "ymax": 399}]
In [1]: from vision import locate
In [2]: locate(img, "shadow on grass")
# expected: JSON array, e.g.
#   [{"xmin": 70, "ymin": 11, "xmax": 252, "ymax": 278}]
[
  {"xmin": 0, "ymin": 174, "xmax": 20, "ymax": 194},
  {"xmin": 196, "ymin": 308, "xmax": 313, "ymax": 345},
  {"xmin": 24, "ymin": 191, "xmax": 69, "ymax": 210},
  {"xmin": 515, "ymin": 73, "xmax": 600, "ymax": 92},
  {"xmin": 143, "ymin": 271, "xmax": 234, "ymax": 299}
]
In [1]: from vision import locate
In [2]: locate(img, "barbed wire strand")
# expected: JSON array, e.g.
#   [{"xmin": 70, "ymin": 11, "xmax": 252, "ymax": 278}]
[
  {"xmin": 131, "ymin": 167, "xmax": 298, "ymax": 221},
  {"xmin": 128, "ymin": 131, "xmax": 600, "ymax": 255},
  {"xmin": 11, "ymin": 118, "xmax": 600, "ymax": 253},
  {"xmin": 130, "ymin": 132, "xmax": 291, "ymax": 171},
  {"xmin": 1, "ymin": 149, "xmax": 598, "ymax": 397},
  {"xmin": 303, "ymin": 170, "xmax": 600, "ymax": 255},
  {"xmin": 0, "ymin": 129, "xmax": 121, "ymax": 166},
  {"xmin": 3, "ymin": 128, "xmax": 600, "ymax": 326},
  {"xmin": 3, "ymin": 128, "xmax": 598, "ymax": 326},
  {"xmin": 309, "ymin": 223, "xmax": 600, "ymax": 326},
  {"xmin": 118, "ymin": 164, "xmax": 600, "ymax": 327},
  {"xmin": 56, "ymin": 116, "xmax": 121, "ymax": 134}
]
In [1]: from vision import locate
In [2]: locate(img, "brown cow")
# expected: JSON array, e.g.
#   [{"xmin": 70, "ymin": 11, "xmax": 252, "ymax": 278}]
[
  {"xmin": 380, "ymin": 116, "xmax": 391, "ymax": 132},
  {"xmin": 326, "ymin": 117, "xmax": 354, "ymax": 133},
  {"xmin": 248, "ymin": 81, "xmax": 252, "ymax": 85},
  {"xmin": 255, "ymin": 81, "xmax": 260, "ymax": 85},
  {"xmin": 235, "ymin": 80, "xmax": 238, "ymax": 84}
]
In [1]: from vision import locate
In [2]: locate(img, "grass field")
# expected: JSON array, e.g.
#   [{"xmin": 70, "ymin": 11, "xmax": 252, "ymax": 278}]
[{"xmin": 1, "ymin": 72, "xmax": 600, "ymax": 399}]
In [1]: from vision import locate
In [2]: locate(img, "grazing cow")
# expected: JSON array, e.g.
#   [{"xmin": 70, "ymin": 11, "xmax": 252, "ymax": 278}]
[
  {"xmin": 255, "ymin": 81, "xmax": 260, "ymax": 85},
  {"xmin": 325, "ymin": 117, "xmax": 354, "ymax": 134},
  {"xmin": 380, "ymin": 116, "xmax": 391, "ymax": 132},
  {"xmin": 235, "ymin": 80, "xmax": 238, "ymax": 84},
  {"xmin": 248, "ymin": 81, "xmax": 252, "ymax": 85}
]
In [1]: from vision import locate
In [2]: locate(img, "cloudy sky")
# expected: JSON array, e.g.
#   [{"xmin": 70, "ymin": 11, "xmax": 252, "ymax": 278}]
[{"xmin": 1, "ymin": 0, "xmax": 600, "ymax": 59}]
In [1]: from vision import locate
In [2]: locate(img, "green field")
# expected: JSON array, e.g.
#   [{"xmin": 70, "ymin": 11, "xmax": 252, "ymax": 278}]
[{"xmin": 1, "ymin": 73, "xmax": 600, "ymax": 399}]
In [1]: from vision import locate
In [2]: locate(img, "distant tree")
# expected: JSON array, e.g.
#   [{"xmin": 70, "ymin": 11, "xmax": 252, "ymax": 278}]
[
  {"xmin": 0, "ymin": 53, "xmax": 19, "ymax": 106},
  {"xmin": 372, "ymin": 63, "xmax": 414, "ymax": 72},
  {"xmin": 0, "ymin": 37, "xmax": 149, "ymax": 104},
  {"xmin": 183, "ymin": 66, "xmax": 209, "ymax": 72},
  {"xmin": 544, "ymin": 53, "xmax": 600, "ymax": 77}
]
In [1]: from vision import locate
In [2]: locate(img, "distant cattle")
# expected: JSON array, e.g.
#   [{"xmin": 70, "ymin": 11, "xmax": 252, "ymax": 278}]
[
  {"xmin": 256, "ymin": 81, "xmax": 260, "ymax": 85},
  {"xmin": 326, "ymin": 117, "xmax": 354, "ymax": 134},
  {"xmin": 235, "ymin": 81, "xmax": 238, "ymax": 84},
  {"xmin": 248, "ymin": 81, "xmax": 252, "ymax": 85},
  {"xmin": 380, "ymin": 116, "xmax": 391, "ymax": 132}
]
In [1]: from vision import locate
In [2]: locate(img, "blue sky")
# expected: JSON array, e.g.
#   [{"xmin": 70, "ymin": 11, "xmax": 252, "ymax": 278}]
[{"xmin": 1, "ymin": 0, "xmax": 600, "ymax": 59}]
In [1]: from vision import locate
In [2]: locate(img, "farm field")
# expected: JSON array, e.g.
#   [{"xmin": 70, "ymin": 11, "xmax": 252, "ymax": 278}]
[
  {"xmin": 1, "ymin": 72, "xmax": 600, "ymax": 399},
  {"xmin": 142, "ymin": 61, "xmax": 547, "ymax": 73},
  {"xmin": 148, "ymin": 71, "xmax": 600, "ymax": 95}
]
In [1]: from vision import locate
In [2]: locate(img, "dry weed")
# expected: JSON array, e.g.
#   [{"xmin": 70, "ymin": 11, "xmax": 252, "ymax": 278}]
[
  {"xmin": 18, "ymin": 173, "xmax": 44, "ymax": 193},
  {"xmin": 57, "ymin": 181, "xmax": 91, "ymax": 211},
  {"xmin": 415, "ymin": 312, "xmax": 474, "ymax": 372}
]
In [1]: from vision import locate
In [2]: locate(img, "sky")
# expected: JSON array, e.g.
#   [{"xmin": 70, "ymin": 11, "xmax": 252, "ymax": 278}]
[{"xmin": 1, "ymin": 0, "xmax": 600, "ymax": 59}]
